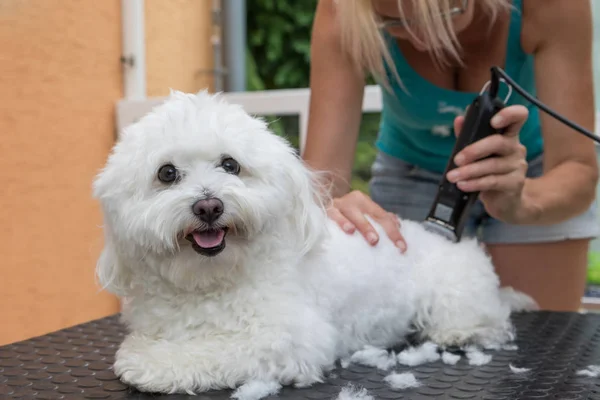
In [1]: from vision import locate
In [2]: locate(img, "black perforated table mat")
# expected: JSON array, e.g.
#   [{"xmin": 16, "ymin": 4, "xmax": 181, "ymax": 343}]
[{"xmin": 2, "ymin": 311, "xmax": 600, "ymax": 399}]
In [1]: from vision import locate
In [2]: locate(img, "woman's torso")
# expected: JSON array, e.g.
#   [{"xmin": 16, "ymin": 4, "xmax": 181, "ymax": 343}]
[{"xmin": 376, "ymin": 0, "xmax": 542, "ymax": 174}]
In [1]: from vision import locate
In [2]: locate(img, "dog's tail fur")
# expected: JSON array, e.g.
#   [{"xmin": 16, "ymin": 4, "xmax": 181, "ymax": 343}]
[{"xmin": 499, "ymin": 287, "xmax": 539, "ymax": 312}]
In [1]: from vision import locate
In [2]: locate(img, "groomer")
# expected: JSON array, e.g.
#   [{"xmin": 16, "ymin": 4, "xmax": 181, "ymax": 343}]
[{"xmin": 303, "ymin": 0, "xmax": 599, "ymax": 311}]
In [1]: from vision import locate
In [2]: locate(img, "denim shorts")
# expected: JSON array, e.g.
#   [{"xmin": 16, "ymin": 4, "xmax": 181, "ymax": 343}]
[{"xmin": 369, "ymin": 151, "xmax": 600, "ymax": 244}]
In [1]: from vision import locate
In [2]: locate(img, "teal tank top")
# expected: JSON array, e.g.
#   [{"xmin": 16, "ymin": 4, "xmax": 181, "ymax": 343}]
[{"xmin": 375, "ymin": 0, "xmax": 542, "ymax": 174}]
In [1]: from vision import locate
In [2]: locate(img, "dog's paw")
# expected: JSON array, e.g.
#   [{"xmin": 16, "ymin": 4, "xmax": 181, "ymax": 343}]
[
  {"xmin": 230, "ymin": 380, "xmax": 282, "ymax": 400},
  {"xmin": 115, "ymin": 357, "xmax": 195, "ymax": 395},
  {"xmin": 113, "ymin": 335, "xmax": 216, "ymax": 395},
  {"xmin": 291, "ymin": 374, "xmax": 323, "ymax": 389}
]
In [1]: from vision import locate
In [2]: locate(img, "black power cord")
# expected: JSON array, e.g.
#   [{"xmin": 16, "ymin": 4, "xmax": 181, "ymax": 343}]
[{"xmin": 490, "ymin": 66, "xmax": 600, "ymax": 144}]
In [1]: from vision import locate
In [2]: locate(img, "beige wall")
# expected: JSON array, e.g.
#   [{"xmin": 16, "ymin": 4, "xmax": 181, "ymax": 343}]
[
  {"xmin": 0, "ymin": 0, "xmax": 214, "ymax": 345},
  {"xmin": 146, "ymin": 0, "xmax": 215, "ymax": 96}
]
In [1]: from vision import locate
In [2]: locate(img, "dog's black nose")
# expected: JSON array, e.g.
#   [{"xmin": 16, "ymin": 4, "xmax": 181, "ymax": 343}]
[{"xmin": 192, "ymin": 198, "xmax": 224, "ymax": 224}]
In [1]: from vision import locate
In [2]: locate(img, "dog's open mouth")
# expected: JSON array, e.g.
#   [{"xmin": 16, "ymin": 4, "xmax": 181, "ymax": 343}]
[{"xmin": 185, "ymin": 227, "xmax": 228, "ymax": 257}]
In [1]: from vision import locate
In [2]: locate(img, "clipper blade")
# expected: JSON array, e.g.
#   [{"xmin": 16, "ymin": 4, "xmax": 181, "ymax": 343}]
[{"xmin": 423, "ymin": 218, "xmax": 459, "ymax": 243}]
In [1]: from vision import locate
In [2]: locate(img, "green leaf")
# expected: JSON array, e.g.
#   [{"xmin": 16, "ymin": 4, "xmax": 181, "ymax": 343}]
[
  {"xmin": 247, "ymin": 0, "xmax": 316, "ymax": 89},
  {"xmin": 245, "ymin": 48, "xmax": 265, "ymax": 91}
]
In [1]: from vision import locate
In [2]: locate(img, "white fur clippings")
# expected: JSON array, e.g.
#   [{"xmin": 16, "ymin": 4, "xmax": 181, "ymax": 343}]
[
  {"xmin": 231, "ymin": 381, "xmax": 281, "ymax": 400},
  {"xmin": 509, "ymin": 364, "xmax": 531, "ymax": 374},
  {"xmin": 348, "ymin": 346, "xmax": 397, "ymax": 371},
  {"xmin": 383, "ymin": 372, "xmax": 421, "ymax": 389},
  {"xmin": 336, "ymin": 384, "xmax": 374, "ymax": 400},
  {"xmin": 464, "ymin": 346, "xmax": 493, "ymax": 366},
  {"xmin": 397, "ymin": 342, "xmax": 440, "ymax": 366},
  {"xmin": 441, "ymin": 351, "xmax": 461, "ymax": 365},
  {"xmin": 92, "ymin": 90, "xmax": 538, "ymax": 396},
  {"xmin": 576, "ymin": 365, "xmax": 600, "ymax": 377}
]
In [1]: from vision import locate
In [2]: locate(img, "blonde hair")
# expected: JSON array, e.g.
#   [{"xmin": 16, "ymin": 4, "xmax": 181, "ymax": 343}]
[{"xmin": 335, "ymin": 0, "xmax": 511, "ymax": 87}]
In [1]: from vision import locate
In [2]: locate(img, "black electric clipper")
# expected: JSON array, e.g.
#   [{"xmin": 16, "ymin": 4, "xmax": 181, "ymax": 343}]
[{"xmin": 423, "ymin": 73, "xmax": 507, "ymax": 242}]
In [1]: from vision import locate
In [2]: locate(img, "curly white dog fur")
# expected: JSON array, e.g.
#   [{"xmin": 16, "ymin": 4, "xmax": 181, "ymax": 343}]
[{"xmin": 93, "ymin": 90, "xmax": 537, "ymax": 395}]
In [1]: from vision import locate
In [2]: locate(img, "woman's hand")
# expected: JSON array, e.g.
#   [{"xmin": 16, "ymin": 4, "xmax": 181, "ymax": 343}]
[
  {"xmin": 327, "ymin": 190, "xmax": 407, "ymax": 252},
  {"xmin": 447, "ymin": 105, "xmax": 532, "ymax": 224}
]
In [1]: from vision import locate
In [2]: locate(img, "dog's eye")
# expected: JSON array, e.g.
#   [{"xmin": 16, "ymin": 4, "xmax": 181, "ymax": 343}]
[
  {"xmin": 157, "ymin": 164, "xmax": 179, "ymax": 183},
  {"xmin": 220, "ymin": 157, "xmax": 240, "ymax": 175}
]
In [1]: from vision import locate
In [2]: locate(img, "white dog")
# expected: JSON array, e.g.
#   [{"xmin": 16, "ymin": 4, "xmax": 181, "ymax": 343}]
[{"xmin": 93, "ymin": 90, "xmax": 536, "ymax": 396}]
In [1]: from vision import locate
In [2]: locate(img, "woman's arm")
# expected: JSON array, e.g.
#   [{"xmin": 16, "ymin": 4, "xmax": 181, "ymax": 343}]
[
  {"xmin": 303, "ymin": 0, "xmax": 406, "ymax": 250},
  {"xmin": 520, "ymin": 0, "xmax": 599, "ymax": 224},
  {"xmin": 303, "ymin": 0, "xmax": 366, "ymax": 198}
]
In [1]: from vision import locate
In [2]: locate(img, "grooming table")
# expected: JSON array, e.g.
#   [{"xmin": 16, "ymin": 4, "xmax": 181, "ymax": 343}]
[{"xmin": 2, "ymin": 312, "xmax": 600, "ymax": 399}]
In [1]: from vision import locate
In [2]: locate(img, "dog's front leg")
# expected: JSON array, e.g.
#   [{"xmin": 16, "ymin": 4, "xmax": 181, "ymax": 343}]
[
  {"xmin": 113, "ymin": 332, "xmax": 241, "ymax": 394},
  {"xmin": 113, "ymin": 325, "xmax": 336, "ymax": 395}
]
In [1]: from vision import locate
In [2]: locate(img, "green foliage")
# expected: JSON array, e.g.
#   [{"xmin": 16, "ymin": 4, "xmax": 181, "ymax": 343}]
[
  {"xmin": 353, "ymin": 114, "xmax": 381, "ymax": 193},
  {"xmin": 246, "ymin": 0, "xmax": 380, "ymax": 194},
  {"xmin": 589, "ymin": 251, "xmax": 600, "ymax": 284},
  {"xmin": 246, "ymin": 0, "xmax": 317, "ymax": 90}
]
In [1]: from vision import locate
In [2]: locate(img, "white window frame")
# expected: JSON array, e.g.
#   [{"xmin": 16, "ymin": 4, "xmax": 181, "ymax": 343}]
[{"xmin": 116, "ymin": 85, "xmax": 383, "ymax": 153}]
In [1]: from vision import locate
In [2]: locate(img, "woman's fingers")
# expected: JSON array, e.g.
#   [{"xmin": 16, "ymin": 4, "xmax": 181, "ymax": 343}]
[
  {"xmin": 456, "ymin": 169, "xmax": 525, "ymax": 193},
  {"xmin": 380, "ymin": 212, "xmax": 406, "ymax": 252},
  {"xmin": 490, "ymin": 105, "xmax": 529, "ymax": 137},
  {"xmin": 454, "ymin": 134, "xmax": 525, "ymax": 166},
  {"xmin": 332, "ymin": 190, "xmax": 407, "ymax": 252},
  {"xmin": 327, "ymin": 206, "xmax": 355, "ymax": 234},
  {"xmin": 341, "ymin": 206, "xmax": 380, "ymax": 245},
  {"xmin": 447, "ymin": 151, "xmax": 528, "ymax": 183}
]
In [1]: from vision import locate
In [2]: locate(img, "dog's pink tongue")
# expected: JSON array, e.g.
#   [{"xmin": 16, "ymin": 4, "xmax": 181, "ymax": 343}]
[{"xmin": 192, "ymin": 229, "xmax": 225, "ymax": 248}]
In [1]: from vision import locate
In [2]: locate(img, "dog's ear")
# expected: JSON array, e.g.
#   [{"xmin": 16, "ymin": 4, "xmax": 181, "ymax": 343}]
[
  {"xmin": 283, "ymin": 154, "xmax": 329, "ymax": 256},
  {"xmin": 96, "ymin": 227, "xmax": 133, "ymax": 298}
]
